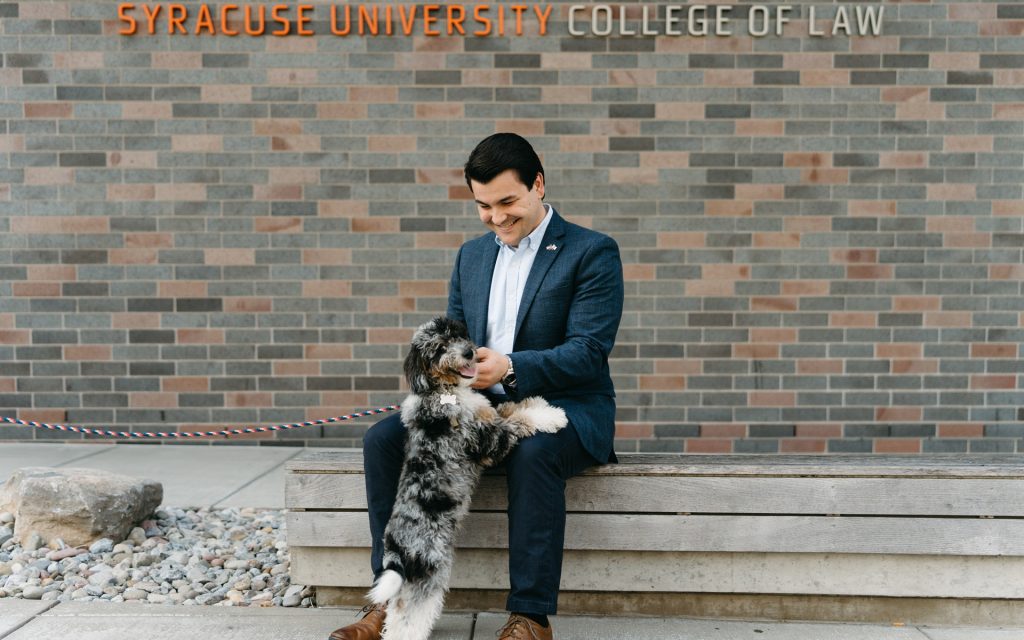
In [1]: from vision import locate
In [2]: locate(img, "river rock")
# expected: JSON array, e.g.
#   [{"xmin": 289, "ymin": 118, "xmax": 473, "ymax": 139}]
[{"xmin": 0, "ymin": 467, "xmax": 163, "ymax": 547}]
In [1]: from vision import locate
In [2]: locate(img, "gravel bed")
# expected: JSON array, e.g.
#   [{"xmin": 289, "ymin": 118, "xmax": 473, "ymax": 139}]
[{"xmin": 0, "ymin": 507, "xmax": 315, "ymax": 607}]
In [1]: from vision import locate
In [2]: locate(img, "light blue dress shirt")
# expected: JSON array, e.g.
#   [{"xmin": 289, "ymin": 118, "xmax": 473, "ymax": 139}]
[{"xmin": 485, "ymin": 204, "xmax": 554, "ymax": 393}]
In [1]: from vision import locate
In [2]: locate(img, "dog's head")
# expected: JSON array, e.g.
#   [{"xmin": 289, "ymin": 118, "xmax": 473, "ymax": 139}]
[{"xmin": 404, "ymin": 316, "xmax": 478, "ymax": 395}]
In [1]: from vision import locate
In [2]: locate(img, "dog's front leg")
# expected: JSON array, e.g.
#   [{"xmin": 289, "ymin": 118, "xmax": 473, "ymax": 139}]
[{"xmin": 497, "ymin": 396, "xmax": 568, "ymax": 438}]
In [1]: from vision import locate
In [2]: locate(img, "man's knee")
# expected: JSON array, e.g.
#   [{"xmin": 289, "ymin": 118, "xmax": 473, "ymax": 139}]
[{"xmin": 363, "ymin": 413, "xmax": 405, "ymax": 456}]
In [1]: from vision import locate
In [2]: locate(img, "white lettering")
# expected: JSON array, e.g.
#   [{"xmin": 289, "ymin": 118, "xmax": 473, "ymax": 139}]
[
  {"xmin": 592, "ymin": 4, "xmax": 612, "ymax": 36},
  {"xmin": 857, "ymin": 5, "xmax": 884, "ymax": 36},
  {"xmin": 833, "ymin": 6, "xmax": 851, "ymax": 36},
  {"xmin": 716, "ymin": 5, "xmax": 732, "ymax": 36},
  {"xmin": 748, "ymin": 5, "xmax": 770, "ymax": 37},
  {"xmin": 568, "ymin": 4, "xmax": 584, "ymax": 36},
  {"xmin": 776, "ymin": 5, "xmax": 791, "ymax": 36},
  {"xmin": 617, "ymin": 5, "xmax": 635, "ymax": 36},
  {"xmin": 665, "ymin": 5, "xmax": 682, "ymax": 35},
  {"xmin": 808, "ymin": 5, "xmax": 825, "ymax": 37}
]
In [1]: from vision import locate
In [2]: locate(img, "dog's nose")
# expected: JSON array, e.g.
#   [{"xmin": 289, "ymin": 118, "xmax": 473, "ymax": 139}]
[{"xmin": 463, "ymin": 348, "xmax": 474, "ymax": 360}]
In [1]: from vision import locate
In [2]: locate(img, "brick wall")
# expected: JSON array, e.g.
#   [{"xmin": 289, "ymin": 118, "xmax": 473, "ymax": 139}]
[{"xmin": 1, "ymin": 1, "xmax": 1023, "ymax": 453}]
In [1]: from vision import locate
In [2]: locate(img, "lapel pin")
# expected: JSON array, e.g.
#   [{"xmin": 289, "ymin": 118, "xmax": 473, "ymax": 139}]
[{"xmin": 546, "ymin": 244, "xmax": 558, "ymax": 251}]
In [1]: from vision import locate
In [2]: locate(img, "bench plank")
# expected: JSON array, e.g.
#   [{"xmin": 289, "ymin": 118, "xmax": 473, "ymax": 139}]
[
  {"xmin": 286, "ymin": 473, "xmax": 1024, "ymax": 516},
  {"xmin": 287, "ymin": 511, "xmax": 1024, "ymax": 556},
  {"xmin": 290, "ymin": 548, "xmax": 1024, "ymax": 599},
  {"xmin": 286, "ymin": 451, "xmax": 1024, "ymax": 478}
]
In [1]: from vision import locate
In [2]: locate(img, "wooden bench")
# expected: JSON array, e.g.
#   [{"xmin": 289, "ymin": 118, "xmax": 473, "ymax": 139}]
[{"xmin": 285, "ymin": 452, "xmax": 1024, "ymax": 625}]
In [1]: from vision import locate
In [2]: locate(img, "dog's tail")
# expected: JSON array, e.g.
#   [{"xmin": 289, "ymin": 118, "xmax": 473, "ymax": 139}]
[{"xmin": 369, "ymin": 568, "xmax": 403, "ymax": 605}]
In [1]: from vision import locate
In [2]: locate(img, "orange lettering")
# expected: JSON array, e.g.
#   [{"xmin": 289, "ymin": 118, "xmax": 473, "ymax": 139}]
[
  {"xmin": 511, "ymin": 5, "xmax": 527, "ymax": 36},
  {"xmin": 447, "ymin": 4, "xmax": 466, "ymax": 35},
  {"xmin": 167, "ymin": 4, "xmax": 187, "ymax": 35},
  {"xmin": 330, "ymin": 4, "xmax": 351, "ymax": 35},
  {"xmin": 358, "ymin": 5, "xmax": 378, "ymax": 35},
  {"xmin": 142, "ymin": 3, "xmax": 161, "ymax": 35},
  {"xmin": 473, "ymin": 5, "xmax": 491, "ymax": 36},
  {"xmin": 297, "ymin": 4, "xmax": 314, "ymax": 35},
  {"xmin": 498, "ymin": 3, "xmax": 504, "ymax": 35},
  {"xmin": 271, "ymin": 4, "xmax": 290, "ymax": 36},
  {"xmin": 195, "ymin": 4, "xmax": 215, "ymax": 35},
  {"xmin": 244, "ymin": 5, "xmax": 266, "ymax": 35},
  {"xmin": 423, "ymin": 4, "xmax": 440, "ymax": 36},
  {"xmin": 534, "ymin": 4, "xmax": 552, "ymax": 36},
  {"xmin": 384, "ymin": 5, "xmax": 393, "ymax": 35},
  {"xmin": 221, "ymin": 4, "xmax": 239, "ymax": 36},
  {"xmin": 398, "ymin": 4, "xmax": 417, "ymax": 35},
  {"xmin": 118, "ymin": 4, "xmax": 138, "ymax": 35}
]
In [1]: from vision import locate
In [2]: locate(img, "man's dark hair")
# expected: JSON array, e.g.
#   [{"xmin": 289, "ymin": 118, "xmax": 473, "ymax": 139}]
[{"xmin": 464, "ymin": 133, "xmax": 545, "ymax": 192}]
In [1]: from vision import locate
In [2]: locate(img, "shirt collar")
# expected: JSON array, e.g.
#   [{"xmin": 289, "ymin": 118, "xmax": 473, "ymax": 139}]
[{"xmin": 494, "ymin": 203, "xmax": 553, "ymax": 252}]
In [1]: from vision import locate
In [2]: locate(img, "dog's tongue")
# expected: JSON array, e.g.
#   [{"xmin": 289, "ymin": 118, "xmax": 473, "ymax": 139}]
[{"xmin": 459, "ymin": 365, "xmax": 477, "ymax": 378}]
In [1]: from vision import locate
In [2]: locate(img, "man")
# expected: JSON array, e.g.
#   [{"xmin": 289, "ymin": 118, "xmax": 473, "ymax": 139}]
[{"xmin": 330, "ymin": 133, "xmax": 624, "ymax": 640}]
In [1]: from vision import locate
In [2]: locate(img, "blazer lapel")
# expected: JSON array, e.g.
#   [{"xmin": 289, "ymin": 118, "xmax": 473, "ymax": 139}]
[
  {"xmin": 514, "ymin": 211, "xmax": 567, "ymax": 344},
  {"xmin": 468, "ymin": 236, "xmax": 499, "ymax": 347}
]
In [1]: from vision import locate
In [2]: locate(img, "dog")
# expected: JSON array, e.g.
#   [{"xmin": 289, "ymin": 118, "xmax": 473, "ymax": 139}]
[{"xmin": 368, "ymin": 316, "xmax": 567, "ymax": 640}]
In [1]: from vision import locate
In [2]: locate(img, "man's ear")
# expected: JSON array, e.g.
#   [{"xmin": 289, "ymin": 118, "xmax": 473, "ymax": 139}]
[{"xmin": 533, "ymin": 173, "xmax": 545, "ymax": 199}]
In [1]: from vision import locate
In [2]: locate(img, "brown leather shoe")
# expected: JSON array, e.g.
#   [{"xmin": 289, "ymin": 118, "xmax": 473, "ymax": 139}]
[
  {"xmin": 496, "ymin": 614, "xmax": 553, "ymax": 640},
  {"xmin": 328, "ymin": 604, "xmax": 386, "ymax": 640}
]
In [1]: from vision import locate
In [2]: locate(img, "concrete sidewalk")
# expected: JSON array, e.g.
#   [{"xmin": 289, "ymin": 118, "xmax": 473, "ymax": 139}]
[
  {"xmin": 0, "ymin": 443, "xmax": 1020, "ymax": 640},
  {"xmin": 0, "ymin": 601, "xmax": 1018, "ymax": 640}
]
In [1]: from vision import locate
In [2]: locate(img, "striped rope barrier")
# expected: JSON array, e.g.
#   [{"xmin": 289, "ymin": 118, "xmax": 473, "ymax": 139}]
[{"xmin": 0, "ymin": 405, "xmax": 400, "ymax": 439}]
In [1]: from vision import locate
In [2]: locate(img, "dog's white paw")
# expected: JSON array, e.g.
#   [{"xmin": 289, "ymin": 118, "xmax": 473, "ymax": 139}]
[{"xmin": 512, "ymin": 399, "xmax": 567, "ymax": 434}]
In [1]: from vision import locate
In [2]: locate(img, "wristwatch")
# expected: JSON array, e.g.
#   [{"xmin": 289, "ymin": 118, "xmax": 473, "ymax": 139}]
[{"xmin": 501, "ymin": 356, "xmax": 517, "ymax": 390}]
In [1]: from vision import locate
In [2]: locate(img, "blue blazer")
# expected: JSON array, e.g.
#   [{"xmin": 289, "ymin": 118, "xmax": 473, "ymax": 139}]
[{"xmin": 447, "ymin": 210, "xmax": 625, "ymax": 464}]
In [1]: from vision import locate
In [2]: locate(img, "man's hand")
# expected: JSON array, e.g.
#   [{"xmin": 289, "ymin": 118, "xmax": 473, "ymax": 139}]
[{"xmin": 471, "ymin": 346, "xmax": 510, "ymax": 390}]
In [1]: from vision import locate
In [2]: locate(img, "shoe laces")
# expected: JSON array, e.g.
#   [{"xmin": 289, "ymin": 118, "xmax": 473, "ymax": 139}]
[
  {"xmin": 496, "ymin": 615, "xmax": 543, "ymax": 640},
  {"xmin": 358, "ymin": 603, "xmax": 385, "ymax": 619}
]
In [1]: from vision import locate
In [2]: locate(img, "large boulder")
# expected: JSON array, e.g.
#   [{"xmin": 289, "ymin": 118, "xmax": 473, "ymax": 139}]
[{"xmin": 0, "ymin": 467, "xmax": 163, "ymax": 547}]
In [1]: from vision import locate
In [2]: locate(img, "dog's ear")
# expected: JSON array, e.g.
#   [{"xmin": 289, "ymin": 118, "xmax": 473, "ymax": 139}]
[{"xmin": 403, "ymin": 343, "xmax": 434, "ymax": 395}]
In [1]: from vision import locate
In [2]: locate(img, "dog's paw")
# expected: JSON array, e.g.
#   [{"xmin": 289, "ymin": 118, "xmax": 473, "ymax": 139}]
[{"xmin": 512, "ymin": 401, "xmax": 567, "ymax": 434}]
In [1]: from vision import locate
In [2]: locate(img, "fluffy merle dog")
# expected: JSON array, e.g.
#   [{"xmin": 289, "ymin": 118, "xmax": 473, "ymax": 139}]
[{"xmin": 368, "ymin": 316, "xmax": 567, "ymax": 640}]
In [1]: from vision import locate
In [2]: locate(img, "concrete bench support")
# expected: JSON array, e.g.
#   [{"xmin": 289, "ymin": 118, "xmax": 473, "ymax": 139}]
[{"xmin": 285, "ymin": 452, "xmax": 1024, "ymax": 625}]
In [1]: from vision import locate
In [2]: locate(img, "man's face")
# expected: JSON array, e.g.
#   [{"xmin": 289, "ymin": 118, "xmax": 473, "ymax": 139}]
[{"xmin": 470, "ymin": 169, "xmax": 546, "ymax": 248}]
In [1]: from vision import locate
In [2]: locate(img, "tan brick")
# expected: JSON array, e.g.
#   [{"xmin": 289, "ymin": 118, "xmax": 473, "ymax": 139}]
[
  {"xmin": 302, "ymin": 281, "xmax": 353, "ymax": 297},
  {"xmin": 178, "ymin": 329, "xmax": 225, "ymax": 344},
  {"xmin": 750, "ymin": 328, "xmax": 797, "ymax": 344},
  {"xmin": 319, "ymin": 103, "xmax": 368, "ymax": 119},
  {"xmin": 703, "ymin": 70, "xmax": 753, "ymax": 86},
  {"xmin": 416, "ymin": 103, "xmax": 463, "ymax": 119},
  {"xmin": 893, "ymin": 296, "xmax": 940, "ymax": 312},
  {"xmin": 153, "ymin": 52, "xmax": 202, "ymax": 69},
  {"xmin": 749, "ymin": 392, "xmax": 795, "ymax": 407},
  {"xmin": 753, "ymin": 232, "xmax": 800, "ymax": 248},
  {"xmin": 368, "ymin": 297, "xmax": 416, "ymax": 312},
  {"xmin": 125, "ymin": 233, "xmax": 173, "ymax": 248},
  {"xmin": 349, "ymin": 86, "xmax": 397, "ymax": 102},
  {"xmin": 226, "ymin": 392, "xmax": 275, "ymax": 408},
  {"xmin": 877, "ymin": 344, "xmax": 923, "ymax": 358},
  {"xmin": 172, "ymin": 135, "xmax": 223, "ymax": 152},
  {"xmin": 831, "ymin": 249, "xmax": 877, "ymax": 264},
  {"xmin": 751, "ymin": 297, "xmax": 797, "ymax": 312},
  {"xmin": 23, "ymin": 166, "xmax": 74, "ymax": 184},
  {"xmin": 64, "ymin": 345, "xmax": 112, "ymax": 361},
  {"xmin": 0, "ymin": 330, "xmax": 30, "ymax": 345},
  {"xmin": 274, "ymin": 362, "xmax": 319, "ymax": 376},
  {"xmin": 26, "ymin": 265, "xmax": 76, "ymax": 280},
  {"xmin": 24, "ymin": 103, "xmax": 72, "ymax": 118},
  {"xmin": 21, "ymin": 2, "xmax": 69, "ymax": 18},
  {"xmin": 541, "ymin": 86, "xmax": 589, "ymax": 103},
  {"xmin": 559, "ymin": 136, "xmax": 606, "ymax": 152},
  {"xmin": 971, "ymin": 375, "xmax": 1017, "ymax": 390},
  {"xmin": 639, "ymin": 151, "xmax": 688, "ymax": 169},
  {"xmin": 269, "ymin": 168, "xmax": 319, "ymax": 184},
  {"xmin": 655, "ymin": 102, "xmax": 704, "ymax": 119},
  {"xmin": 701, "ymin": 424, "xmax": 746, "ymax": 438},
  {"xmin": 253, "ymin": 185, "xmax": 302, "ymax": 201},
  {"xmin": 109, "ymin": 151, "xmax": 158, "ymax": 168},
  {"xmin": 123, "ymin": 103, "xmax": 173, "ymax": 119},
  {"xmin": 781, "ymin": 439, "xmax": 828, "ymax": 453},
  {"xmin": 924, "ymin": 312, "xmax": 972, "ymax": 327},
  {"xmin": 160, "ymin": 281, "xmax": 207, "ymax": 297},
  {"xmin": 610, "ymin": 168, "xmax": 658, "ymax": 184},
  {"xmin": 110, "ymin": 249, "xmax": 158, "ymax": 265},
  {"xmin": 204, "ymin": 249, "xmax": 255, "ymax": 266},
  {"xmin": 781, "ymin": 280, "xmax": 829, "ymax": 296},
  {"xmin": 399, "ymin": 280, "xmax": 447, "ymax": 297},
  {"xmin": 368, "ymin": 328, "xmax": 414, "ymax": 344},
  {"xmin": 875, "ymin": 439, "xmax": 922, "ymax": 454},
  {"xmin": 302, "ymin": 249, "xmax": 351, "ymax": 265},
  {"xmin": 829, "ymin": 312, "xmax": 877, "ymax": 327},
  {"xmin": 352, "ymin": 217, "xmax": 399, "ymax": 232},
  {"xmin": 415, "ymin": 233, "xmax": 463, "ymax": 248},
  {"xmin": 369, "ymin": 135, "xmax": 417, "ymax": 153},
  {"xmin": 224, "ymin": 298, "xmax": 273, "ymax": 313},
  {"xmin": 305, "ymin": 344, "xmax": 354, "ymax": 360},
  {"xmin": 702, "ymin": 264, "xmax": 749, "ymax": 280},
  {"xmin": 13, "ymin": 283, "xmax": 60, "ymax": 297},
  {"xmin": 880, "ymin": 152, "xmax": 927, "ymax": 168},
  {"xmin": 971, "ymin": 344, "xmax": 1017, "ymax": 358},
  {"xmin": 801, "ymin": 70, "xmax": 850, "ymax": 86},
  {"xmin": 846, "ymin": 265, "xmax": 893, "ymax": 279},
  {"xmin": 130, "ymin": 392, "xmax": 179, "ymax": 409},
  {"xmin": 614, "ymin": 423, "xmax": 654, "ymax": 439},
  {"xmin": 163, "ymin": 378, "xmax": 209, "ymax": 392},
  {"xmin": 706, "ymin": 200, "xmax": 752, "ymax": 217},
  {"xmin": 735, "ymin": 184, "xmax": 783, "ymax": 200},
  {"xmin": 891, "ymin": 359, "xmax": 938, "ymax": 374},
  {"xmin": 798, "ymin": 359, "xmax": 844, "ymax": 374},
  {"xmin": 686, "ymin": 280, "xmax": 735, "ymax": 296},
  {"xmin": 686, "ymin": 439, "xmax": 733, "ymax": 454},
  {"xmin": 113, "ymin": 313, "xmax": 160, "ymax": 330},
  {"xmin": 107, "ymin": 184, "xmax": 156, "ymax": 200},
  {"xmin": 736, "ymin": 120, "xmax": 784, "ymax": 136},
  {"xmin": 938, "ymin": 423, "xmax": 984, "ymax": 438},
  {"xmin": 733, "ymin": 344, "xmax": 779, "ymax": 359}
]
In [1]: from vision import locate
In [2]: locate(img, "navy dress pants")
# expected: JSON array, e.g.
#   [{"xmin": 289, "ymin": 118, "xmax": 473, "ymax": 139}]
[{"xmin": 363, "ymin": 410, "xmax": 598, "ymax": 616}]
